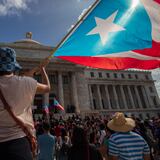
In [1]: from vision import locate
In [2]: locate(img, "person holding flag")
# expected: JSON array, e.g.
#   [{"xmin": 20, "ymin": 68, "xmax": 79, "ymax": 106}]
[
  {"xmin": 53, "ymin": 98, "xmax": 65, "ymax": 111},
  {"xmin": 0, "ymin": 47, "xmax": 50, "ymax": 160},
  {"xmin": 43, "ymin": 98, "xmax": 64, "ymax": 115},
  {"xmin": 43, "ymin": 105, "xmax": 50, "ymax": 114},
  {"xmin": 49, "ymin": 98, "xmax": 65, "ymax": 113}
]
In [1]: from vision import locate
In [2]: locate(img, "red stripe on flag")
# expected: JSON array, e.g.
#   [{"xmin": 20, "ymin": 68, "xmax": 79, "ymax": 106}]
[
  {"xmin": 154, "ymin": 0, "xmax": 160, "ymax": 4},
  {"xmin": 43, "ymin": 106, "xmax": 49, "ymax": 114},
  {"xmin": 133, "ymin": 41, "xmax": 160, "ymax": 57},
  {"xmin": 53, "ymin": 99, "xmax": 64, "ymax": 111},
  {"xmin": 57, "ymin": 56, "xmax": 160, "ymax": 70},
  {"xmin": 56, "ymin": 104, "xmax": 64, "ymax": 111}
]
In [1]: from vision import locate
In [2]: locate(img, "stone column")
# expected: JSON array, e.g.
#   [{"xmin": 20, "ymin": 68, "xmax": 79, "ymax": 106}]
[
  {"xmin": 113, "ymin": 85, "xmax": 119, "ymax": 109},
  {"xmin": 88, "ymin": 85, "xmax": 94, "ymax": 110},
  {"xmin": 58, "ymin": 71, "xmax": 64, "ymax": 107},
  {"xmin": 144, "ymin": 86, "xmax": 154, "ymax": 108},
  {"xmin": 153, "ymin": 87, "xmax": 160, "ymax": 106},
  {"xmin": 127, "ymin": 86, "xmax": 135, "ymax": 108},
  {"xmin": 120, "ymin": 85, "xmax": 127, "ymax": 109},
  {"xmin": 71, "ymin": 72, "xmax": 80, "ymax": 113},
  {"xmin": 43, "ymin": 93, "xmax": 49, "ymax": 106},
  {"xmin": 97, "ymin": 85, "xmax": 103, "ymax": 109},
  {"xmin": 105, "ymin": 85, "xmax": 111, "ymax": 109},
  {"xmin": 134, "ymin": 86, "xmax": 143, "ymax": 108},
  {"xmin": 141, "ymin": 86, "xmax": 150, "ymax": 108}
]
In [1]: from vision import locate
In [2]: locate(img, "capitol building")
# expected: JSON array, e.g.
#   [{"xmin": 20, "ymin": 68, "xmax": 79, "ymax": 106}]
[{"xmin": 1, "ymin": 32, "xmax": 160, "ymax": 119}]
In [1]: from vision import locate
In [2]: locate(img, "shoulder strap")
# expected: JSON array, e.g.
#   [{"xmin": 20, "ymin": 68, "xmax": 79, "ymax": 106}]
[{"xmin": 0, "ymin": 88, "xmax": 34, "ymax": 139}]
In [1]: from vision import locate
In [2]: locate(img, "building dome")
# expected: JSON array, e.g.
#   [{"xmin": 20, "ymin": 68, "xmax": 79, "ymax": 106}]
[{"xmin": 14, "ymin": 32, "xmax": 41, "ymax": 45}]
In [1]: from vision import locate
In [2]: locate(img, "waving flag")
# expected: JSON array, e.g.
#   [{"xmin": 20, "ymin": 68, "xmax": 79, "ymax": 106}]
[
  {"xmin": 54, "ymin": 0, "xmax": 160, "ymax": 70},
  {"xmin": 42, "ymin": 105, "xmax": 49, "ymax": 114},
  {"xmin": 50, "ymin": 98, "xmax": 64, "ymax": 111}
]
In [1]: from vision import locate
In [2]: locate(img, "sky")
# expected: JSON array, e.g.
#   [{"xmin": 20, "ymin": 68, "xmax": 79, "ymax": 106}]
[
  {"xmin": 0, "ymin": 0, "xmax": 160, "ymax": 96},
  {"xmin": 0, "ymin": 0, "xmax": 94, "ymax": 46}
]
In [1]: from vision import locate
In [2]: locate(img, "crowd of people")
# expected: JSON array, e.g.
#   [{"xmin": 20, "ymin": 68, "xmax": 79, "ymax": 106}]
[
  {"xmin": 34, "ymin": 113, "xmax": 160, "ymax": 160},
  {"xmin": 0, "ymin": 47, "xmax": 160, "ymax": 160}
]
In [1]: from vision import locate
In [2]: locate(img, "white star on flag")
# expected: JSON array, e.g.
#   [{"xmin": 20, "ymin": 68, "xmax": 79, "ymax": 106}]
[{"xmin": 87, "ymin": 10, "xmax": 125, "ymax": 45}]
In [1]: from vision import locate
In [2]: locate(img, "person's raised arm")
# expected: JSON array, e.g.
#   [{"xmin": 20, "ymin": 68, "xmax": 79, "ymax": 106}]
[
  {"xmin": 21, "ymin": 57, "xmax": 51, "ymax": 94},
  {"xmin": 22, "ymin": 57, "xmax": 50, "ymax": 77},
  {"xmin": 36, "ymin": 67, "xmax": 50, "ymax": 94}
]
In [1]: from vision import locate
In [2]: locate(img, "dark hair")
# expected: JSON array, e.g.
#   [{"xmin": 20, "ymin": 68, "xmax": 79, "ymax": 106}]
[
  {"xmin": 71, "ymin": 126, "xmax": 89, "ymax": 160},
  {"xmin": 99, "ymin": 123, "xmax": 105, "ymax": 130},
  {"xmin": 61, "ymin": 128, "xmax": 67, "ymax": 139},
  {"xmin": 0, "ymin": 71, "xmax": 13, "ymax": 76},
  {"xmin": 106, "ymin": 126, "xmax": 115, "ymax": 135},
  {"xmin": 72, "ymin": 126, "xmax": 88, "ymax": 146},
  {"xmin": 42, "ymin": 122, "xmax": 51, "ymax": 131}
]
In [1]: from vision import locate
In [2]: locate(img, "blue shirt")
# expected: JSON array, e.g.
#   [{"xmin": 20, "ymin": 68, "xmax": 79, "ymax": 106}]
[
  {"xmin": 109, "ymin": 131, "xmax": 150, "ymax": 160},
  {"xmin": 38, "ymin": 133, "xmax": 56, "ymax": 160}
]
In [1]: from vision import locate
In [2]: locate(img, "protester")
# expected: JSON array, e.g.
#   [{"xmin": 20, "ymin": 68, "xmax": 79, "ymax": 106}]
[
  {"xmin": 34, "ymin": 112, "xmax": 160, "ymax": 159},
  {"xmin": 107, "ymin": 112, "xmax": 151, "ymax": 160},
  {"xmin": 0, "ymin": 47, "xmax": 50, "ymax": 160},
  {"xmin": 98, "ymin": 123, "xmax": 106, "ymax": 145},
  {"xmin": 67, "ymin": 126, "xmax": 103, "ymax": 160},
  {"xmin": 54, "ymin": 122, "xmax": 62, "ymax": 138},
  {"xmin": 154, "ymin": 118, "xmax": 160, "ymax": 155},
  {"xmin": 56, "ymin": 128, "xmax": 70, "ymax": 160},
  {"xmin": 89, "ymin": 126, "xmax": 97, "ymax": 146},
  {"xmin": 98, "ymin": 126, "xmax": 114, "ymax": 160},
  {"xmin": 38, "ymin": 122, "xmax": 56, "ymax": 160}
]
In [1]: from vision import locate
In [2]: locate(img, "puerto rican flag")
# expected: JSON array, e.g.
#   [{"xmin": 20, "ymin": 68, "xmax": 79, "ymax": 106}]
[
  {"xmin": 42, "ymin": 105, "xmax": 49, "ymax": 114},
  {"xmin": 51, "ymin": 98, "xmax": 64, "ymax": 111},
  {"xmin": 54, "ymin": 0, "xmax": 160, "ymax": 70}
]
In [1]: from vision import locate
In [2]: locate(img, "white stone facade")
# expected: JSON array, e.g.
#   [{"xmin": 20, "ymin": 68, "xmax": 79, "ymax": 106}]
[
  {"xmin": 1, "ymin": 35, "xmax": 160, "ymax": 119},
  {"xmin": 85, "ymin": 69, "xmax": 160, "ymax": 118}
]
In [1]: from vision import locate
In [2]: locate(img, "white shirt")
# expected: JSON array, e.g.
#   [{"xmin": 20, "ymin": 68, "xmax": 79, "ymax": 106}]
[
  {"xmin": 98, "ymin": 130, "xmax": 106, "ymax": 144},
  {"xmin": 0, "ymin": 75, "xmax": 37, "ymax": 142}
]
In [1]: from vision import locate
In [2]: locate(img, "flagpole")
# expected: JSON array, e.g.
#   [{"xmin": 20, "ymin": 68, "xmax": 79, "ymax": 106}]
[
  {"xmin": 38, "ymin": 0, "xmax": 101, "ymax": 112},
  {"xmin": 46, "ymin": 0, "xmax": 101, "ymax": 60}
]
